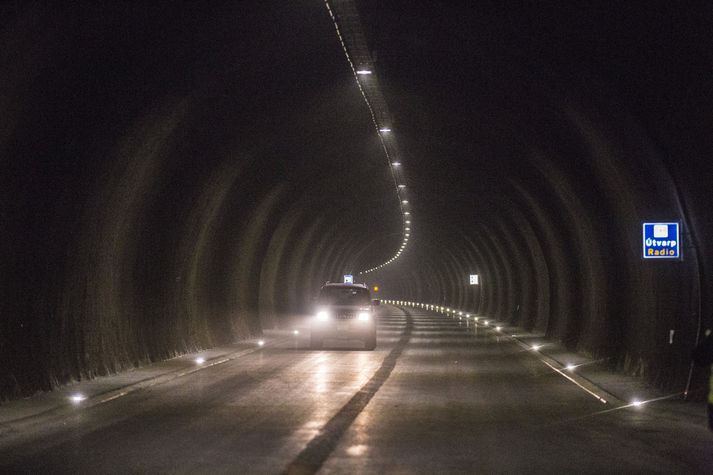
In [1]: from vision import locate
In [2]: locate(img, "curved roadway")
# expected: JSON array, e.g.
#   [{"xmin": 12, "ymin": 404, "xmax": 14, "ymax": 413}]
[{"xmin": 1, "ymin": 306, "xmax": 711, "ymax": 474}]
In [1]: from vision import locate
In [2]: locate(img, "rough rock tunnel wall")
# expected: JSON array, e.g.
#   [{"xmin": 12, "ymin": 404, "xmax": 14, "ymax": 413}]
[
  {"xmin": 0, "ymin": 2, "xmax": 401, "ymax": 399},
  {"xmin": 361, "ymin": 1, "xmax": 713, "ymax": 393},
  {"xmin": 2, "ymin": 1, "xmax": 713, "ymax": 400}
]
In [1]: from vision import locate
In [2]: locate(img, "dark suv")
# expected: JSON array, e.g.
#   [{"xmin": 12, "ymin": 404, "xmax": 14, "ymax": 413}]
[{"xmin": 310, "ymin": 283, "xmax": 378, "ymax": 350}]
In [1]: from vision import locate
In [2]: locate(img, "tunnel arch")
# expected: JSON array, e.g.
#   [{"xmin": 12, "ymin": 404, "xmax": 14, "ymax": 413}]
[{"xmin": 2, "ymin": 1, "xmax": 713, "ymax": 400}]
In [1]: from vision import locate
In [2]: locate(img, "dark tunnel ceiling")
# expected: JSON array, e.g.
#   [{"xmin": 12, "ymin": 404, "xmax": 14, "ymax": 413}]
[{"xmin": 2, "ymin": 0, "xmax": 713, "ymax": 399}]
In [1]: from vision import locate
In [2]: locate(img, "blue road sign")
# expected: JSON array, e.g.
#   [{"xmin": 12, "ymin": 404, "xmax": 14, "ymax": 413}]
[
  {"xmin": 642, "ymin": 222, "xmax": 680, "ymax": 259},
  {"xmin": 343, "ymin": 274, "xmax": 354, "ymax": 284}
]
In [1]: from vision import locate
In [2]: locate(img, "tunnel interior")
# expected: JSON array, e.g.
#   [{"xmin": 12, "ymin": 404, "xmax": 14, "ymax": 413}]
[{"xmin": 2, "ymin": 1, "xmax": 712, "ymax": 400}]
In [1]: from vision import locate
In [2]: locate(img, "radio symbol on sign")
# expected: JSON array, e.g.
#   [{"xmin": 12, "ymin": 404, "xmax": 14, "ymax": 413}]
[{"xmin": 653, "ymin": 225, "xmax": 668, "ymax": 238}]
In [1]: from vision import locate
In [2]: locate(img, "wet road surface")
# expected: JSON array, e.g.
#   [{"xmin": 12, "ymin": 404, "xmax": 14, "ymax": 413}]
[{"xmin": 1, "ymin": 306, "xmax": 711, "ymax": 474}]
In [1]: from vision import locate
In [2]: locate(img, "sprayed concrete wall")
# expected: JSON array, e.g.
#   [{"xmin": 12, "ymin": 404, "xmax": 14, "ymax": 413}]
[{"xmin": 2, "ymin": 1, "xmax": 712, "ymax": 399}]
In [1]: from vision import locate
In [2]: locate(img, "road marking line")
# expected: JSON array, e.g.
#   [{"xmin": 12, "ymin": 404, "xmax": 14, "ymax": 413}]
[{"xmin": 284, "ymin": 309, "xmax": 413, "ymax": 475}]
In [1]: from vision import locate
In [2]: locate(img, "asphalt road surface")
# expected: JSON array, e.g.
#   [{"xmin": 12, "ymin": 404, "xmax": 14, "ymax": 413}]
[{"xmin": 1, "ymin": 306, "xmax": 711, "ymax": 474}]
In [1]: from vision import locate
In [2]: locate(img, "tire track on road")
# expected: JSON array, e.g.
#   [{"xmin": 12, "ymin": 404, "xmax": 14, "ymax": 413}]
[{"xmin": 284, "ymin": 307, "xmax": 413, "ymax": 475}]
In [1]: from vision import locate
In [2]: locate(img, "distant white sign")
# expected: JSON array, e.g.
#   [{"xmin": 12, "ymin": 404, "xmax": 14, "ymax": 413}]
[
  {"xmin": 343, "ymin": 274, "xmax": 354, "ymax": 284},
  {"xmin": 469, "ymin": 274, "xmax": 479, "ymax": 285}
]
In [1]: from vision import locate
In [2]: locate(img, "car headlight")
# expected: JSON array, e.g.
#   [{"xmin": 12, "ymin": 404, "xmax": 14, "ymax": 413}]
[
  {"xmin": 316, "ymin": 310, "xmax": 329, "ymax": 322},
  {"xmin": 357, "ymin": 312, "xmax": 370, "ymax": 321}
]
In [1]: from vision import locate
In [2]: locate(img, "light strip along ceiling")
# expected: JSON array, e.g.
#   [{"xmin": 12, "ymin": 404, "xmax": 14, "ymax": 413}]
[{"xmin": 324, "ymin": 0, "xmax": 411, "ymax": 275}]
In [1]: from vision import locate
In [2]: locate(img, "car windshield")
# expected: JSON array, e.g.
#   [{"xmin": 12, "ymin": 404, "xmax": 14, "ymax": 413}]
[{"xmin": 318, "ymin": 287, "xmax": 371, "ymax": 305}]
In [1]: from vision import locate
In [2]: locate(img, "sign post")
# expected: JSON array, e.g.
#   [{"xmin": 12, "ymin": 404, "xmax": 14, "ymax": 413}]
[
  {"xmin": 469, "ymin": 274, "xmax": 480, "ymax": 315},
  {"xmin": 642, "ymin": 222, "xmax": 680, "ymax": 259}
]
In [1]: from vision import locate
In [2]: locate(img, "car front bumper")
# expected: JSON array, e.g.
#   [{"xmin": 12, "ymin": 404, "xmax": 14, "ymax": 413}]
[{"xmin": 311, "ymin": 319, "xmax": 376, "ymax": 340}]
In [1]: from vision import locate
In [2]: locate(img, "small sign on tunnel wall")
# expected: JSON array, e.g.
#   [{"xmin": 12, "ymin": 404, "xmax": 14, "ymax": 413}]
[
  {"xmin": 469, "ymin": 274, "xmax": 479, "ymax": 285},
  {"xmin": 642, "ymin": 222, "xmax": 680, "ymax": 259}
]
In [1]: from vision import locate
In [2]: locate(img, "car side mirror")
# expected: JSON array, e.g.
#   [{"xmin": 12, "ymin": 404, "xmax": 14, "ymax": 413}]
[{"xmin": 372, "ymin": 299, "xmax": 381, "ymax": 306}]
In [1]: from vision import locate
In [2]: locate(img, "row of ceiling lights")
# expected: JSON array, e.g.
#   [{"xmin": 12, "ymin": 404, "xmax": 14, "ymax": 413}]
[
  {"xmin": 363, "ymin": 114, "xmax": 411, "ymax": 274},
  {"xmin": 325, "ymin": 1, "xmax": 412, "ymax": 275}
]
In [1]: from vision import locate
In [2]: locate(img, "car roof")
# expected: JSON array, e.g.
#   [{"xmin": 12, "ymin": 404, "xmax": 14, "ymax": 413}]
[{"xmin": 322, "ymin": 282, "xmax": 368, "ymax": 289}]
